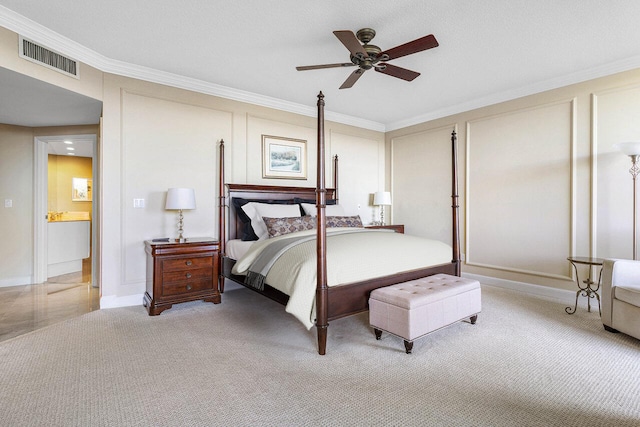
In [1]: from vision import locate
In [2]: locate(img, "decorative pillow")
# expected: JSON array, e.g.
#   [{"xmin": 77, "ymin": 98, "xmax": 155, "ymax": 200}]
[
  {"xmin": 300, "ymin": 203, "xmax": 345, "ymax": 217},
  {"xmin": 263, "ymin": 216, "xmax": 316, "ymax": 238},
  {"xmin": 241, "ymin": 202, "xmax": 301, "ymax": 241},
  {"xmin": 232, "ymin": 198, "xmax": 292, "ymax": 241},
  {"xmin": 326, "ymin": 215, "xmax": 363, "ymax": 228}
]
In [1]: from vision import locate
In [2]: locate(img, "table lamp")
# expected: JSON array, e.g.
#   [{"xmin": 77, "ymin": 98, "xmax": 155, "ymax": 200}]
[
  {"xmin": 165, "ymin": 188, "xmax": 196, "ymax": 242},
  {"xmin": 373, "ymin": 191, "xmax": 392, "ymax": 226}
]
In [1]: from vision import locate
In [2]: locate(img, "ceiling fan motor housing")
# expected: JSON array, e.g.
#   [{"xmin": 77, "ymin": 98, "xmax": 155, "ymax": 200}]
[{"xmin": 351, "ymin": 44, "xmax": 385, "ymax": 69}]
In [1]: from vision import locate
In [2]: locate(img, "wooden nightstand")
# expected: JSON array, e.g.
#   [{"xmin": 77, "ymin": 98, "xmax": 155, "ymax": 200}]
[
  {"xmin": 144, "ymin": 238, "xmax": 221, "ymax": 315},
  {"xmin": 365, "ymin": 224, "xmax": 404, "ymax": 233}
]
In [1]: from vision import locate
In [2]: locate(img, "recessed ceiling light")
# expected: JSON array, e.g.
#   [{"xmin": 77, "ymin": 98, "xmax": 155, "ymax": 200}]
[
  {"xmin": 66, "ymin": 147, "xmax": 75, "ymax": 151},
  {"xmin": 64, "ymin": 140, "xmax": 73, "ymax": 144},
  {"xmin": 68, "ymin": 153, "xmax": 75, "ymax": 156}
]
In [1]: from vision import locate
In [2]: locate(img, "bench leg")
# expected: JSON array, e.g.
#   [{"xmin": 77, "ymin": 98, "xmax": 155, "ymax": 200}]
[
  {"xmin": 470, "ymin": 314, "xmax": 478, "ymax": 324},
  {"xmin": 404, "ymin": 340, "xmax": 413, "ymax": 354},
  {"xmin": 374, "ymin": 328, "xmax": 382, "ymax": 340}
]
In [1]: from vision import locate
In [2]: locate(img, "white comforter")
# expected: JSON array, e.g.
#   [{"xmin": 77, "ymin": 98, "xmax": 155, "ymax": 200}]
[{"xmin": 232, "ymin": 228, "xmax": 452, "ymax": 329}]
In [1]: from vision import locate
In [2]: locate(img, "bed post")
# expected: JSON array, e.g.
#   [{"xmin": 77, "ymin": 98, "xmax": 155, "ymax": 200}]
[
  {"xmin": 316, "ymin": 92, "xmax": 329, "ymax": 355},
  {"xmin": 333, "ymin": 155, "xmax": 339, "ymax": 203},
  {"xmin": 451, "ymin": 130, "xmax": 461, "ymax": 276},
  {"xmin": 218, "ymin": 139, "xmax": 226, "ymax": 292}
]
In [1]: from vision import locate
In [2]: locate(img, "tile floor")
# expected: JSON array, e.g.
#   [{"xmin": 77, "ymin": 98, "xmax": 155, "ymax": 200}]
[{"xmin": 0, "ymin": 261, "xmax": 98, "ymax": 342}]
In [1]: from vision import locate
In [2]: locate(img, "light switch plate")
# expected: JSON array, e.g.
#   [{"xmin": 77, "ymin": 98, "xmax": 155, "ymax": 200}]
[
  {"xmin": 4, "ymin": 199, "xmax": 12, "ymax": 208},
  {"xmin": 133, "ymin": 198, "xmax": 145, "ymax": 208}
]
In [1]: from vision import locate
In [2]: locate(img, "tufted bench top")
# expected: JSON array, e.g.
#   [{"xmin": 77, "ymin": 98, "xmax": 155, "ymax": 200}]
[{"xmin": 369, "ymin": 274, "xmax": 480, "ymax": 310}]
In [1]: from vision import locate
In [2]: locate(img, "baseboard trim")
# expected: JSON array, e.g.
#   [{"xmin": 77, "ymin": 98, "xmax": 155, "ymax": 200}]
[
  {"xmin": 0, "ymin": 276, "xmax": 32, "ymax": 288},
  {"xmin": 462, "ymin": 272, "xmax": 575, "ymax": 303},
  {"xmin": 100, "ymin": 293, "xmax": 144, "ymax": 309},
  {"xmin": 96, "ymin": 276, "xmax": 572, "ymax": 309}
]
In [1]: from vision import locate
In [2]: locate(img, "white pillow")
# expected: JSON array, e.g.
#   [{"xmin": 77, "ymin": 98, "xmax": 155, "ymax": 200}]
[
  {"xmin": 300, "ymin": 203, "xmax": 345, "ymax": 217},
  {"xmin": 241, "ymin": 202, "xmax": 301, "ymax": 240}
]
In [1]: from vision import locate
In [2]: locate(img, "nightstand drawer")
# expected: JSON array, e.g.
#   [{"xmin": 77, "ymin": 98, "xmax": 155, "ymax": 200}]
[
  {"xmin": 162, "ymin": 267, "xmax": 212, "ymax": 285},
  {"xmin": 162, "ymin": 256, "xmax": 212, "ymax": 272},
  {"xmin": 162, "ymin": 277, "xmax": 213, "ymax": 297}
]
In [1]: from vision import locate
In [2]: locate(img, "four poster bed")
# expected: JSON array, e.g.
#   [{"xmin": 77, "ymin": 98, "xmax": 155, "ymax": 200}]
[{"xmin": 217, "ymin": 92, "xmax": 461, "ymax": 355}]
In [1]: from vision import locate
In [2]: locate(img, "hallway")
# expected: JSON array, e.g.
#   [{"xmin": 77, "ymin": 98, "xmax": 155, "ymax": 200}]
[{"xmin": 0, "ymin": 260, "xmax": 98, "ymax": 342}]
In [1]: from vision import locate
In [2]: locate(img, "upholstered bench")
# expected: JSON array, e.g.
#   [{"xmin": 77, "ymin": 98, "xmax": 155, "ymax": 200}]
[{"xmin": 369, "ymin": 274, "xmax": 481, "ymax": 353}]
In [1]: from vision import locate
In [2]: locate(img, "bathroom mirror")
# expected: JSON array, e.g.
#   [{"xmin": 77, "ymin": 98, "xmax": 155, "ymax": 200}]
[{"xmin": 72, "ymin": 177, "xmax": 92, "ymax": 201}]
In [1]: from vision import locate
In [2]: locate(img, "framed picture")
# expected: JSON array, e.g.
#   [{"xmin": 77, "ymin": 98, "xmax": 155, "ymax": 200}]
[
  {"xmin": 72, "ymin": 177, "xmax": 92, "ymax": 201},
  {"xmin": 262, "ymin": 135, "xmax": 307, "ymax": 180}
]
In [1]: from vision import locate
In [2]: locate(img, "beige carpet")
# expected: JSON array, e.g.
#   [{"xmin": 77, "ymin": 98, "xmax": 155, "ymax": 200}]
[{"xmin": 1, "ymin": 285, "xmax": 639, "ymax": 426}]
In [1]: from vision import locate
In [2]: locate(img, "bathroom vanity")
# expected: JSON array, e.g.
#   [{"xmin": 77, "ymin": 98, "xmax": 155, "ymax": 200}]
[{"xmin": 47, "ymin": 212, "xmax": 90, "ymax": 278}]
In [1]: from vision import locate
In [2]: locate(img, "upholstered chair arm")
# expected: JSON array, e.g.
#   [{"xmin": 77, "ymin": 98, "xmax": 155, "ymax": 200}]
[
  {"xmin": 601, "ymin": 259, "xmax": 640, "ymax": 326},
  {"xmin": 602, "ymin": 259, "xmax": 615, "ymax": 326}
]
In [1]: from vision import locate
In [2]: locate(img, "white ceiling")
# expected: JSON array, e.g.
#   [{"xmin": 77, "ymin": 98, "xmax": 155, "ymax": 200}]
[{"xmin": 2, "ymin": 1, "xmax": 640, "ymax": 132}]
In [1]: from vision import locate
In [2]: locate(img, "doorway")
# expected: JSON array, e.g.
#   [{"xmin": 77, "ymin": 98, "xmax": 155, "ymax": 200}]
[{"xmin": 34, "ymin": 134, "xmax": 98, "ymax": 289}]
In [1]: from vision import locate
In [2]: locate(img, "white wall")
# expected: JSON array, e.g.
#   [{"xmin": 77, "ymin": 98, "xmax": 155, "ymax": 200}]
[
  {"xmin": 0, "ymin": 124, "xmax": 33, "ymax": 286},
  {"xmin": 100, "ymin": 75, "xmax": 384, "ymax": 307},
  {"xmin": 388, "ymin": 68, "xmax": 640, "ymax": 292}
]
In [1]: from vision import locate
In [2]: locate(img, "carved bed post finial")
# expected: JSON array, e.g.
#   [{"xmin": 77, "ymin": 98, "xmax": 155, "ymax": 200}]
[
  {"xmin": 219, "ymin": 138, "xmax": 226, "ymax": 292},
  {"xmin": 316, "ymin": 91, "xmax": 328, "ymax": 355}
]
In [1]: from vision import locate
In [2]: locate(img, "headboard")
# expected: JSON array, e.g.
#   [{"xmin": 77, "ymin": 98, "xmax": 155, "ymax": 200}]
[{"xmin": 226, "ymin": 184, "xmax": 336, "ymax": 241}]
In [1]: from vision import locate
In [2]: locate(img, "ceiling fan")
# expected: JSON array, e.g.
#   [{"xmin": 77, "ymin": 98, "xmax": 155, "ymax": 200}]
[{"xmin": 296, "ymin": 28, "xmax": 439, "ymax": 89}]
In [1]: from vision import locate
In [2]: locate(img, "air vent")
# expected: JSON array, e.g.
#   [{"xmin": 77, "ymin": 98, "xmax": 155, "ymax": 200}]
[{"xmin": 19, "ymin": 36, "xmax": 79, "ymax": 78}]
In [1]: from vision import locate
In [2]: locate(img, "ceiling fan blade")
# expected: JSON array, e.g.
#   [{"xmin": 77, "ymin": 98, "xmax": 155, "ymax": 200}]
[
  {"xmin": 296, "ymin": 63, "xmax": 355, "ymax": 71},
  {"xmin": 375, "ymin": 63, "xmax": 420, "ymax": 81},
  {"xmin": 379, "ymin": 34, "xmax": 439, "ymax": 61},
  {"xmin": 333, "ymin": 30, "xmax": 367, "ymax": 58},
  {"xmin": 339, "ymin": 69, "xmax": 366, "ymax": 89}
]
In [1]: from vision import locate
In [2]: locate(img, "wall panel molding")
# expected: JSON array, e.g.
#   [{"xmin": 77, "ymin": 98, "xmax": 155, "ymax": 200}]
[{"xmin": 465, "ymin": 99, "xmax": 576, "ymax": 280}]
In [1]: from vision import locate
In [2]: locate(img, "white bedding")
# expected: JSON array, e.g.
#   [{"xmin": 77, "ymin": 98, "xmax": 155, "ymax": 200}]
[
  {"xmin": 226, "ymin": 239, "xmax": 255, "ymax": 260},
  {"xmin": 231, "ymin": 228, "xmax": 452, "ymax": 329}
]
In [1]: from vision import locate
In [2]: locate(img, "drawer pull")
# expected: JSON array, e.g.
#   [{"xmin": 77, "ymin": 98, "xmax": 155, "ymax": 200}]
[
  {"xmin": 185, "ymin": 260, "xmax": 193, "ymax": 266},
  {"xmin": 185, "ymin": 273, "xmax": 192, "ymax": 279},
  {"xmin": 186, "ymin": 284, "xmax": 192, "ymax": 291}
]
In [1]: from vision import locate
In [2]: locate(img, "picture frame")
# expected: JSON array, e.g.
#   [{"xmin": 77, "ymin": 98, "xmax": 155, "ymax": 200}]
[
  {"xmin": 262, "ymin": 135, "xmax": 307, "ymax": 180},
  {"xmin": 72, "ymin": 177, "xmax": 92, "ymax": 201}
]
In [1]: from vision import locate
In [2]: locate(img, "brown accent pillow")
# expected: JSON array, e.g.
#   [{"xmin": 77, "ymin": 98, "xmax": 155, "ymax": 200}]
[
  {"xmin": 263, "ymin": 216, "xmax": 316, "ymax": 238},
  {"xmin": 326, "ymin": 215, "xmax": 363, "ymax": 228}
]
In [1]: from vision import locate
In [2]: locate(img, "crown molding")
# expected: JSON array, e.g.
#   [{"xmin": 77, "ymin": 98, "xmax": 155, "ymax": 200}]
[
  {"xmin": 387, "ymin": 54, "xmax": 640, "ymax": 132},
  {"xmin": 0, "ymin": 6, "xmax": 386, "ymax": 133},
  {"xmin": 5, "ymin": 5, "xmax": 640, "ymax": 135}
]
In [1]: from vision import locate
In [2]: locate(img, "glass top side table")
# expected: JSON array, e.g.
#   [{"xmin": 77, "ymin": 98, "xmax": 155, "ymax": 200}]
[{"xmin": 566, "ymin": 256, "xmax": 604, "ymax": 316}]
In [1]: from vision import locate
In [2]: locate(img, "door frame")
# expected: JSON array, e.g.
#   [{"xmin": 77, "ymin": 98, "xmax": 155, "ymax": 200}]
[{"xmin": 33, "ymin": 134, "xmax": 98, "ymax": 286}]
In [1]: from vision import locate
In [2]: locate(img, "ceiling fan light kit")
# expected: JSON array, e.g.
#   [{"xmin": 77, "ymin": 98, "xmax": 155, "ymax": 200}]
[{"xmin": 296, "ymin": 28, "xmax": 438, "ymax": 89}]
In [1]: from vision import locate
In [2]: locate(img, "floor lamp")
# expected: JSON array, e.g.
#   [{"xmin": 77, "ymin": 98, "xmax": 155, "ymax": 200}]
[{"xmin": 615, "ymin": 142, "xmax": 640, "ymax": 260}]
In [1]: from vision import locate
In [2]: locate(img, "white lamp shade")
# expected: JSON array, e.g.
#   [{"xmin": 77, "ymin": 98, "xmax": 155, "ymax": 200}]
[
  {"xmin": 615, "ymin": 141, "xmax": 640, "ymax": 156},
  {"xmin": 165, "ymin": 188, "xmax": 196, "ymax": 210},
  {"xmin": 373, "ymin": 191, "xmax": 391, "ymax": 206}
]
